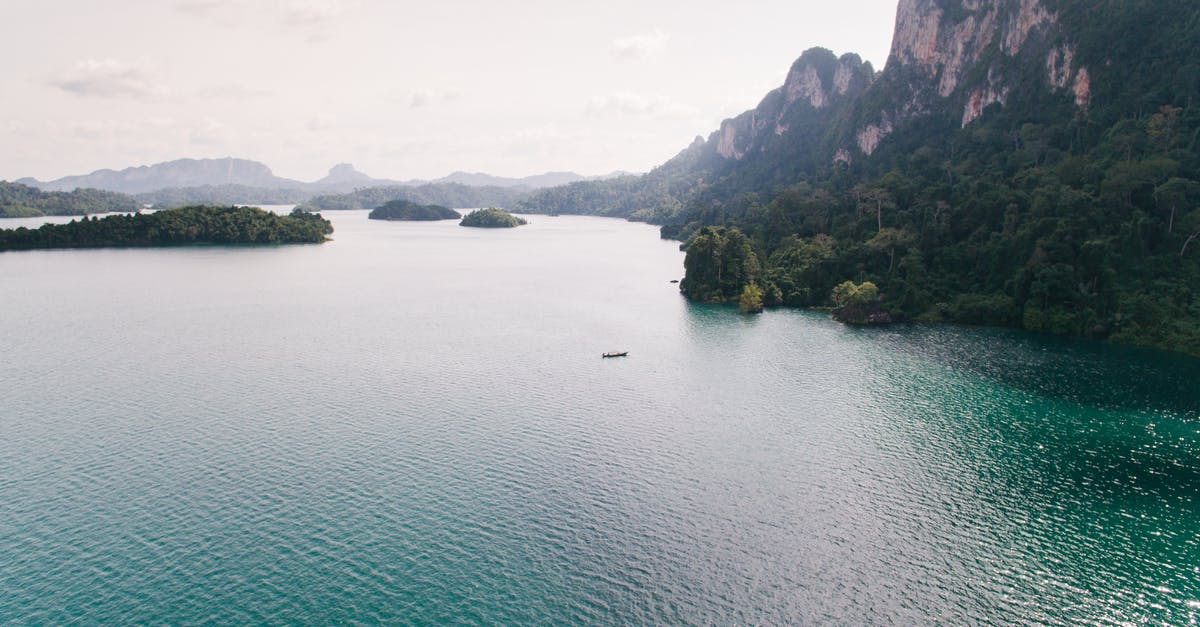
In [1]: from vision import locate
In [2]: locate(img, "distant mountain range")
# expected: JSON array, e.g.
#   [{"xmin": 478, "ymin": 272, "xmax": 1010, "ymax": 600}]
[
  {"xmin": 15, "ymin": 158, "xmax": 628, "ymax": 200},
  {"xmin": 428, "ymin": 170, "xmax": 629, "ymax": 189},
  {"xmin": 18, "ymin": 158, "xmax": 307, "ymax": 195}
]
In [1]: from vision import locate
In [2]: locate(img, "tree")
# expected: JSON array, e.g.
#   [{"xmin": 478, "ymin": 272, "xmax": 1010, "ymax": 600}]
[
  {"xmin": 1147, "ymin": 105, "xmax": 1183, "ymax": 153},
  {"xmin": 739, "ymin": 283, "xmax": 765, "ymax": 313},
  {"xmin": 832, "ymin": 281, "xmax": 879, "ymax": 307},
  {"xmin": 854, "ymin": 184, "xmax": 895, "ymax": 233},
  {"xmin": 1181, "ymin": 209, "xmax": 1200, "ymax": 257},
  {"xmin": 866, "ymin": 227, "xmax": 915, "ymax": 274},
  {"xmin": 831, "ymin": 281, "xmax": 888, "ymax": 325},
  {"xmin": 1155, "ymin": 177, "xmax": 1199, "ymax": 234}
]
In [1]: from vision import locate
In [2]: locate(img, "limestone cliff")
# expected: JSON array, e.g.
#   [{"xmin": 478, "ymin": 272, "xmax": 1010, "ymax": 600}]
[
  {"xmin": 875, "ymin": 0, "xmax": 1088, "ymax": 135},
  {"xmin": 710, "ymin": 49, "xmax": 874, "ymax": 162},
  {"xmin": 690, "ymin": 0, "xmax": 1093, "ymax": 170}
]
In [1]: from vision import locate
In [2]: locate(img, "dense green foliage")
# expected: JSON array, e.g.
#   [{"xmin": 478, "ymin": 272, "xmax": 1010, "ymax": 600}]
[
  {"xmin": 0, "ymin": 206, "xmax": 332, "ymax": 252},
  {"xmin": 0, "ymin": 181, "xmax": 141, "ymax": 218},
  {"xmin": 459, "ymin": 208, "xmax": 527, "ymax": 228},
  {"xmin": 672, "ymin": 91, "xmax": 1200, "ymax": 353},
  {"xmin": 138, "ymin": 185, "xmax": 311, "ymax": 208},
  {"xmin": 368, "ymin": 200, "xmax": 459, "ymax": 221},
  {"xmin": 679, "ymin": 227, "xmax": 761, "ymax": 302},
  {"xmin": 300, "ymin": 183, "xmax": 527, "ymax": 212}
]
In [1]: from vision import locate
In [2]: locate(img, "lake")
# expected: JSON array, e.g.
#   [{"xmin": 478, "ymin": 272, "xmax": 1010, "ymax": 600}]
[{"xmin": 2, "ymin": 208, "xmax": 1198, "ymax": 623}]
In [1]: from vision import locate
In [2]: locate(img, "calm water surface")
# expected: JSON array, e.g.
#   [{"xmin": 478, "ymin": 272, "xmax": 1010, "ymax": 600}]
[{"xmin": 2, "ymin": 209, "xmax": 1199, "ymax": 624}]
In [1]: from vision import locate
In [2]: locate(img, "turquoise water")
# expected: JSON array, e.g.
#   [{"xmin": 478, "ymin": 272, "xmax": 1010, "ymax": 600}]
[{"xmin": 1, "ymin": 209, "xmax": 1199, "ymax": 623}]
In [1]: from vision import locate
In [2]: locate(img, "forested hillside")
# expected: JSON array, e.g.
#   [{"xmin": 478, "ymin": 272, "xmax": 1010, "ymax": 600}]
[{"xmin": 0, "ymin": 181, "xmax": 141, "ymax": 218}]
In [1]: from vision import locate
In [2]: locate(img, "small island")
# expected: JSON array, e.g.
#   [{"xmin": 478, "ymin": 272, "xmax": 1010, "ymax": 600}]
[
  {"xmin": 459, "ymin": 207, "xmax": 527, "ymax": 228},
  {"xmin": 368, "ymin": 199, "xmax": 459, "ymax": 221},
  {"xmin": 0, "ymin": 205, "xmax": 333, "ymax": 252}
]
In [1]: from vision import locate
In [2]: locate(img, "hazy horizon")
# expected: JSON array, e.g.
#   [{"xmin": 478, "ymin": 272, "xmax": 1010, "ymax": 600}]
[{"xmin": 3, "ymin": 0, "xmax": 898, "ymax": 183}]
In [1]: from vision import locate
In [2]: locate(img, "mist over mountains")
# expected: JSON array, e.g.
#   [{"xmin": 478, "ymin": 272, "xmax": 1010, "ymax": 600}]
[{"xmin": 14, "ymin": 157, "xmax": 626, "ymax": 199}]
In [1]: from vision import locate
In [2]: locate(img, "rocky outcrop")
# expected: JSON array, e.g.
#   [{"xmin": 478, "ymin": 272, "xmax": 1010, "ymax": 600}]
[
  {"xmin": 1046, "ymin": 45, "xmax": 1075, "ymax": 88},
  {"xmin": 962, "ymin": 72, "xmax": 1008, "ymax": 126},
  {"xmin": 857, "ymin": 117, "xmax": 894, "ymax": 156},
  {"xmin": 785, "ymin": 63, "xmax": 829, "ymax": 108},
  {"xmin": 711, "ymin": 49, "xmax": 873, "ymax": 161},
  {"xmin": 880, "ymin": 0, "xmax": 1090, "ymax": 136},
  {"xmin": 1001, "ymin": 0, "xmax": 1055, "ymax": 55},
  {"xmin": 1073, "ymin": 68, "xmax": 1091, "ymax": 107}
]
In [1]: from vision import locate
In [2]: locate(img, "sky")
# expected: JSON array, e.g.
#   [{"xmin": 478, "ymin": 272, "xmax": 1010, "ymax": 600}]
[{"xmin": 1, "ymin": 0, "xmax": 899, "ymax": 182}]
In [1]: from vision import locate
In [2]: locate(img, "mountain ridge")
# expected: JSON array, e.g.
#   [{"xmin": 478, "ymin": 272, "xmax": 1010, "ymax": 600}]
[{"xmin": 18, "ymin": 158, "xmax": 612, "ymax": 197}]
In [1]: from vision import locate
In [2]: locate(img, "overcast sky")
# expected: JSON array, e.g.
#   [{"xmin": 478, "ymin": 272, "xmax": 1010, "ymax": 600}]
[{"xmin": 2, "ymin": 0, "xmax": 899, "ymax": 182}]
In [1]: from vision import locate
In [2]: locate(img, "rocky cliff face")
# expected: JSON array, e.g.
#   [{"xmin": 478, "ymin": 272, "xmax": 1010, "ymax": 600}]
[
  {"xmin": 848, "ymin": 0, "xmax": 1090, "ymax": 156},
  {"xmin": 694, "ymin": 0, "xmax": 1093, "ymax": 168},
  {"xmin": 709, "ymin": 49, "xmax": 874, "ymax": 161}
]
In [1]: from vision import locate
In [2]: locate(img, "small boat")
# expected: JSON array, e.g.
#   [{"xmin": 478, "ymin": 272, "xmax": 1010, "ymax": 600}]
[{"xmin": 602, "ymin": 351, "xmax": 629, "ymax": 358}]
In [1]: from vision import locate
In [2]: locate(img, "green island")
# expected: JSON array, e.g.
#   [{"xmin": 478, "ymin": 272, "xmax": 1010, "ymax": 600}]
[
  {"xmin": 0, "ymin": 205, "xmax": 333, "ymax": 252},
  {"xmin": 369, "ymin": 199, "xmax": 459, "ymax": 221},
  {"xmin": 1, "ymin": 181, "xmax": 141, "ymax": 218},
  {"xmin": 459, "ymin": 207, "xmax": 527, "ymax": 228}
]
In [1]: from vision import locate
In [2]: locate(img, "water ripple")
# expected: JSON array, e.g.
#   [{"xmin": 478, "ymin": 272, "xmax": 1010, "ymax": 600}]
[{"xmin": 1, "ymin": 212, "xmax": 1198, "ymax": 623}]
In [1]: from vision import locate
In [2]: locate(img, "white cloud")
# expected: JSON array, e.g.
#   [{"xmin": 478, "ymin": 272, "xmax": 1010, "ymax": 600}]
[
  {"xmin": 587, "ymin": 92, "xmax": 699, "ymax": 120},
  {"xmin": 280, "ymin": 0, "xmax": 347, "ymax": 25},
  {"xmin": 176, "ymin": 0, "xmax": 348, "ymax": 35},
  {"xmin": 175, "ymin": 0, "xmax": 245, "ymax": 15},
  {"xmin": 610, "ymin": 28, "xmax": 669, "ymax": 61},
  {"xmin": 194, "ymin": 83, "xmax": 271, "ymax": 99},
  {"xmin": 50, "ymin": 59, "xmax": 169, "ymax": 100}
]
